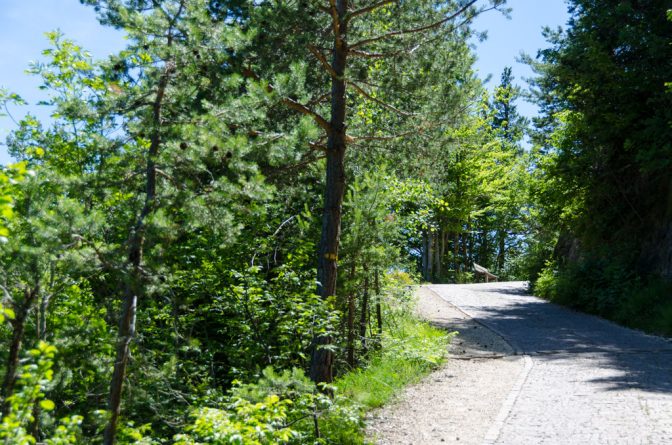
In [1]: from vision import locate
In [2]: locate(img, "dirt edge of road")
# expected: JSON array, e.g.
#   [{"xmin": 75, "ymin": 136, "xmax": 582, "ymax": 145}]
[{"xmin": 365, "ymin": 286, "xmax": 526, "ymax": 445}]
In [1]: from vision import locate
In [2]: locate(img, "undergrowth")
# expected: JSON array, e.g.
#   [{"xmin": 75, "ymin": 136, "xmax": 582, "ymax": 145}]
[
  {"xmin": 174, "ymin": 277, "xmax": 451, "ymax": 444},
  {"xmin": 2, "ymin": 280, "xmax": 450, "ymax": 444},
  {"xmin": 534, "ymin": 260, "xmax": 672, "ymax": 337}
]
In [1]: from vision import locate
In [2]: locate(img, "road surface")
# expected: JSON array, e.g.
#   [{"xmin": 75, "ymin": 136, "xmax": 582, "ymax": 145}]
[{"xmin": 368, "ymin": 282, "xmax": 672, "ymax": 445}]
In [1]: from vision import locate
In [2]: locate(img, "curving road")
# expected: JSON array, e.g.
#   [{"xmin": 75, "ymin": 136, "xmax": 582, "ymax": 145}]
[{"xmin": 428, "ymin": 282, "xmax": 672, "ymax": 445}]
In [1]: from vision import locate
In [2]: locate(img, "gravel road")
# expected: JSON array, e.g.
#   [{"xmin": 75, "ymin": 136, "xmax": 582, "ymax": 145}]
[{"xmin": 367, "ymin": 282, "xmax": 672, "ymax": 445}]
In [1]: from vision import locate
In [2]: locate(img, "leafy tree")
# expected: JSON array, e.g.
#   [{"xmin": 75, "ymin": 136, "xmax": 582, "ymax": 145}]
[
  {"xmin": 204, "ymin": 0, "xmax": 509, "ymax": 384},
  {"xmin": 527, "ymin": 0, "xmax": 672, "ymax": 328},
  {"xmin": 0, "ymin": 0, "xmax": 550, "ymax": 443}
]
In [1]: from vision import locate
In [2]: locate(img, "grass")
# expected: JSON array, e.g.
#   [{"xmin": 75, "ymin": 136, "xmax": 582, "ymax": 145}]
[{"xmin": 336, "ymin": 313, "xmax": 453, "ymax": 410}]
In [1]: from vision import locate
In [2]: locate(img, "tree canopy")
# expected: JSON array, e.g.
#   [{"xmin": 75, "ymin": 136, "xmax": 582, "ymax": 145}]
[{"xmin": 0, "ymin": 0, "xmax": 670, "ymax": 443}]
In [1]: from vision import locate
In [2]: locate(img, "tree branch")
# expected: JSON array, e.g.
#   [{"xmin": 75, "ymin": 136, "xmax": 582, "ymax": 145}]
[
  {"xmin": 282, "ymin": 98, "xmax": 332, "ymax": 133},
  {"xmin": 308, "ymin": 91, "xmax": 332, "ymax": 107},
  {"xmin": 346, "ymin": 0, "xmax": 395, "ymax": 23},
  {"xmin": 308, "ymin": 45, "xmax": 340, "ymax": 79},
  {"xmin": 309, "ymin": 140, "xmax": 328, "ymax": 153},
  {"xmin": 349, "ymin": 49, "xmax": 394, "ymax": 59},
  {"xmin": 241, "ymin": 68, "xmax": 331, "ymax": 133},
  {"xmin": 348, "ymin": 81, "xmax": 415, "ymax": 117},
  {"xmin": 349, "ymin": 0, "xmax": 477, "ymax": 50},
  {"xmin": 328, "ymin": 0, "xmax": 341, "ymax": 41},
  {"xmin": 350, "ymin": 129, "xmax": 419, "ymax": 142}
]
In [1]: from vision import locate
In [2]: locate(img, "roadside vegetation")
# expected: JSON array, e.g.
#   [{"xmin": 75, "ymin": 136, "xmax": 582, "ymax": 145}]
[
  {"xmin": 524, "ymin": 1, "xmax": 672, "ymax": 338},
  {"xmin": 0, "ymin": 0, "xmax": 669, "ymax": 443}
]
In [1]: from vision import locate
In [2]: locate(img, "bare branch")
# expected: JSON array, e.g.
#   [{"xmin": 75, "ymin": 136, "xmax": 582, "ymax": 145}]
[
  {"xmin": 349, "ymin": 49, "xmax": 392, "ymax": 59},
  {"xmin": 308, "ymin": 45, "xmax": 340, "ymax": 79},
  {"xmin": 156, "ymin": 168, "xmax": 180, "ymax": 188},
  {"xmin": 348, "ymin": 81, "xmax": 415, "ymax": 117},
  {"xmin": 309, "ymin": 140, "xmax": 328, "ymax": 153},
  {"xmin": 350, "ymin": 10, "xmax": 481, "ymax": 60},
  {"xmin": 350, "ymin": 129, "xmax": 419, "ymax": 142},
  {"xmin": 349, "ymin": 0, "xmax": 477, "ymax": 50},
  {"xmin": 272, "ymin": 215, "xmax": 299, "ymax": 238},
  {"xmin": 0, "ymin": 284, "xmax": 11, "ymax": 304},
  {"xmin": 282, "ymin": 97, "xmax": 332, "ymax": 133}
]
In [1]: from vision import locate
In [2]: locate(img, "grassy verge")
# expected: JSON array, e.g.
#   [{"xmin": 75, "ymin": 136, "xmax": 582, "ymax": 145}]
[{"xmin": 336, "ymin": 315, "xmax": 452, "ymax": 410}]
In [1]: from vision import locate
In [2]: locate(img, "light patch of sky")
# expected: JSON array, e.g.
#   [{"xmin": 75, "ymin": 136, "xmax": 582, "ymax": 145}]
[
  {"xmin": 470, "ymin": 0, "xmax": 570, "ymax": 117},
  {"xmin": 0, "ymin": 0, "xmax": 125, "ymax": 164},
  {"xmin": 0, "ymin": 0, "xmax": 570, "ymax": 165}
]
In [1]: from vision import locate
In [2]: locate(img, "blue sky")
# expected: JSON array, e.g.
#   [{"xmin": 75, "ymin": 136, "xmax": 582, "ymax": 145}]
[{"xmin": 0, "ymin": 0, "xmax": 570, "ymax": 165}]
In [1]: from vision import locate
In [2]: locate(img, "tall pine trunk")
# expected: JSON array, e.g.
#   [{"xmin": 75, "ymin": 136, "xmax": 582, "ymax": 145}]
[
  {"xmin": 310, "ymin": 0, "xmax": 348, "ymax": 384},
  {"xmin": 103, "ymin": 59, "xmax": 172, "ymax": 445}
]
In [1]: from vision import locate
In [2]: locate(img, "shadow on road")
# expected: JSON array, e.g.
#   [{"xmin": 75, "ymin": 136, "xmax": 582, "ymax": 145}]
[{"xmin": 436, "ymin": 283, "xmax": 672, "ymax": 395}]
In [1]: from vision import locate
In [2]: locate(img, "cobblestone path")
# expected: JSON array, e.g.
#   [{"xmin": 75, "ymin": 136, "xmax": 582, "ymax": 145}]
[{"xmin": 429, "ymin": 282, "xmax": 672, "ymax": 445}]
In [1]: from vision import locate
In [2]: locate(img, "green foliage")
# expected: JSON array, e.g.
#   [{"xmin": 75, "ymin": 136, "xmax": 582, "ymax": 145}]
[
  {"xmin": 0, "ymin": 342, "xmax": 83, "ymax": 445},
  {"xmin": 0, "ymin": 0, "xmax": 537, "ymax": 443},
  {"xmin": 526, "ymin": 0, "xmax": 672, "ymax": 331},
  {"xmin": 174, "ymin": 367, "xmax": 362, "ymax": 445},
  {"xmin": 534, "ymin": 261, "xmax": 672, "ymax": 337},
  {"xmin": 337, "ymin": 278, "xmax": 451, "ymax": 409},
  {"xmin": 174, "ymin": 395, "xmax": 298, "ymax": 445},
  {"xmin": 337, "ymin": 313, "xmax": 451, "ymax": 410},
  {"xmin": 0, "ymin": 161, "xmax": 29, "ymax": 241}
]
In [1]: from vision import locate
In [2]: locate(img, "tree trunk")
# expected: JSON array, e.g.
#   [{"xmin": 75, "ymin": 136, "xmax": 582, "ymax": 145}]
[
  {"xmin": 103, "ymin": 58, "xmax": 172, "ymax": 445},
  {"xmin": 422, "ymin": 232, "xmax": 429, "ymax": 280},
  {"xmin": 480, "ymin": 228, "xmax": 488, "ymax": 269},
  {"xmin": 374, "ymin": 269, "xmax": 382, "ymax": 341},
  {"xmin": 467, "ymin": 218, "xmax": 474, "ymax": 266},
  {"xmin": 427, "ymin": 232, "xmax": 434, "ymax": 282},
  {"xmin": 497, "ymin": 230, "xmax": 506, "ymax": 272},
  {"xmin": 1, "ymin": 287, "xmax": 38, "ymax": 416},
  {"xmin": 435, "ymin": 231, "xmax": 442, "ymax": 282},
  {"xmin": 359, "ymin": 273, "xmax": 369, "ymax": 357},
  {"xmin": 461, "ymin": 229, "xmax": 468, "ymax": 271},
  {"xmin": 440, "ymin": 230, "xmax": 446, "ymax": 280},
  {"xmin": 346, "ymin": 263, "xmax": 356, "ymax": 368},
  {"xmin": 30, "ymin": 291, "xmax": 52, "ymax": 439},
  {"xmin": 453, "ymin": 232, "xmax": 459, "ymax": 281},
  {"xmin": 346, "ymin": 292, "xmax": 356, "ymax": 367},
  {"xmin": 310, "ymin": 0, "xmax": 348, "ymax": 385},
  {"xmin": 103, "ymin": 291, "xmax": 137, "ymax": 445}
]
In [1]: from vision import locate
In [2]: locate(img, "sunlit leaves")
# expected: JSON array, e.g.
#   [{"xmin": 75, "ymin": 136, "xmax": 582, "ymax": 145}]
[{"xmin": 0, "ymin": 343, "xmax": 83, "ymax": 445}]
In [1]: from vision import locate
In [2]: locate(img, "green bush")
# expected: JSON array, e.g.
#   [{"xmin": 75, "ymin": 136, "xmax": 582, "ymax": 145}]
[
  {"xmin": 0, "ymin": 342, "xmax": 83, "ymax": 445},
  {"xmin": 532, "ymin": 261, "xmax": 558, "ymax": 300},
  {"xmin": 613, "ymin": 279, "xmax": 672, "ymax": 337},
  {"xmin": 533, "ymin": 260, "xmax": 672, "ymax": 337},
  {"xmin": 174, "ymin": 367, "xmax": 362, "ymax": 445}
]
